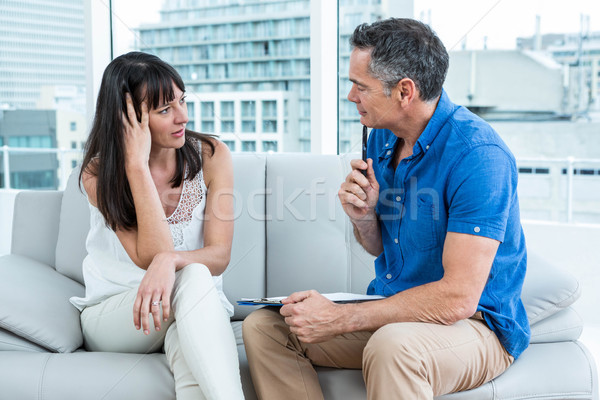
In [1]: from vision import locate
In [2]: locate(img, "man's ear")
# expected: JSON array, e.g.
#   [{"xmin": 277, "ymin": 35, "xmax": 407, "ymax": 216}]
[{"xmin": 394, "ymin": 78, "xmax": 416, "ymax": 106}]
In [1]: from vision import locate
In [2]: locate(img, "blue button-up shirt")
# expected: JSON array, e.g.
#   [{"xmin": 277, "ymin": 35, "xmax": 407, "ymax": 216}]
[{"xmin": 366, "ymin": 90, "xmax": 530, "ymax": 359}]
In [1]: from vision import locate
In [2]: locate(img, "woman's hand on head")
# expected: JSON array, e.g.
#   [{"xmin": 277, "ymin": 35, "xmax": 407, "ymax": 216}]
[
  {"xmin": 133, "ymin": 252, "xmax": 178, "ymax": 335},
  {"xmin": 123, "ymin": 93, "xmax": 152, "ymax": 171}
]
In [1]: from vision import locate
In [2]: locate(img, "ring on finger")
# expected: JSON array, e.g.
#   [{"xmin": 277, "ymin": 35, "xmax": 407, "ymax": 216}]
[{"xmin": 151, "ymin": 301, "xmax": 160, "ymax": 307}]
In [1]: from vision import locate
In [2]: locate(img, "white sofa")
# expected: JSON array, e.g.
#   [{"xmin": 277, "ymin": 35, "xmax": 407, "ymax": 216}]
[{"xmin": 0, "ymin": 153, "xmax": 597, "ymax": 400}]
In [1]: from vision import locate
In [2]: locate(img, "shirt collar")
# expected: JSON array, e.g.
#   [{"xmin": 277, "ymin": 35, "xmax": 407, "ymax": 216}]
[
  {"xmin": 414, "ymin": 89, "xmax": 456, "ymax": 155},
  {"xmin": 377, "ymin": 89, "xmax": 456, "ymax": 160}
]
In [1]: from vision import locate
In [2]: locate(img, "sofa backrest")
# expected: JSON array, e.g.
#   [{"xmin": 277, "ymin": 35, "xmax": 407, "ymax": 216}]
[
  {"xmin": 54, "ymin": 169, "xmax": 89, "ymax": 284},
  {"xmin": 263, "ymin": 153, "xmax": 375, "ymax": 298},
  {"xmin": 11, "ymin": 190, "xmax": 63, "ymax": 267}
]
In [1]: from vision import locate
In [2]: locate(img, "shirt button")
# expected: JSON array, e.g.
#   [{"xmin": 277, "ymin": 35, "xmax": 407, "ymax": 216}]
[
  {"xmin": 385, "ymin": 143, "xmax": 389, "ymax": 147},
  {"xmin": 386, "ymin": 274, "xmax": 392, "ymax": 279},
  {"xmin": 426, "ymin": 145, "xmax": 430, "ymax": 150},
  {"xmin": 386, "ymin": 150, "xmax": 391, "ymax": 156},
  {"xmin": 394, "ymin": 238, "xmax": 398, "ymax": 244},
  {"xmin": 474, "ymin": 226, "xmax": 481, "ymax": 233},
  {"xmin": 396, "ymin": 196, "xmax": 401, "ymax": 202}
]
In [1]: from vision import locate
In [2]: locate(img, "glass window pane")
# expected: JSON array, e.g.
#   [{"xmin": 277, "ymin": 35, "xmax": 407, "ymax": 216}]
[
  {"xmin": 113, "ymin": 0, "xmax": 312, "ymax": 153},
  {"xmin": 337, "ymin": 2, "xmax": 600, "ymax": 227},
  {"xmin": 0, "ymin": 2, "xmax": 87, "ymax": 190}
]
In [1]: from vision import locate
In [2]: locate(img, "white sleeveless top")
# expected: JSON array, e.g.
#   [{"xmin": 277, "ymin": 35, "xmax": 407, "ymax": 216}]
[{"xmin": 70, "ymin": 143, "xmax": 234, "ymax": 317}]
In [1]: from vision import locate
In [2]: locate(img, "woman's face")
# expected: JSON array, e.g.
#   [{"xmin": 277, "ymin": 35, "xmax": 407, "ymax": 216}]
[{"xmin": 147, "ymin": 84, "xmax": 189, "ymax": 150}]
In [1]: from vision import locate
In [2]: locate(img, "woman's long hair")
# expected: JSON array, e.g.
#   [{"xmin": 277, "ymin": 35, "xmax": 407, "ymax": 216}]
[{"xmin": 80, "ymin": 51, "xmax": 215, "ymax": 231}]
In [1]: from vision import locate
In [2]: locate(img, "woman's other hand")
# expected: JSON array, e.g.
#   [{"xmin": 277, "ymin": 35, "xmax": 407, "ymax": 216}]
[
  {"xmin": 133, "ymin": 252, "xmax": 177, "ymax": 334},
  {"xmin": 123, "ymin": 92, "xmax": 152, "ymax": 170}
]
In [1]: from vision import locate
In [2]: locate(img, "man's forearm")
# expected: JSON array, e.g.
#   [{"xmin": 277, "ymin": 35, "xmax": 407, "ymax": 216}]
[{"xmin": 352, "ymin": 217, "xmax": 383, "ymax": 256}]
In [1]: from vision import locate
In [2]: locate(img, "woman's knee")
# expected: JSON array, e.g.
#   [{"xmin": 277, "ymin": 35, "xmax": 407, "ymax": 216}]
[
  {"xmin": 171, "ymin": 263, "xmax": 219, "ymax": 311},
  {"xmin": 179, "ymin": 263, "xmax": 212, "ymax": 281}
]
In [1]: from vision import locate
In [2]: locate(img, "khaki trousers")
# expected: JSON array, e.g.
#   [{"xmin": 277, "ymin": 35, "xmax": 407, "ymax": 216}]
[
  {"xmin": 81, "ymin": 264, "xmax": 244, "ymax": 400},
  {"xmin": 242, "ymin": 308, "xmax": 513, "ymax": 400}
]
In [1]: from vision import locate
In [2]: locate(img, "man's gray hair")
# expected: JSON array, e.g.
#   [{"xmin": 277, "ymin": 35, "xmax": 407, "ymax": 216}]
[{"xmin": 350, "ymin": 18, "xmax": 449, "ymax": 102}]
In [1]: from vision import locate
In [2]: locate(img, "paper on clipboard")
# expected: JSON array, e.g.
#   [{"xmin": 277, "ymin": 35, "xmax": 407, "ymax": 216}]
[{"xmin": 237, "ymin": 292, "xmax": 385, "ymax": 306}]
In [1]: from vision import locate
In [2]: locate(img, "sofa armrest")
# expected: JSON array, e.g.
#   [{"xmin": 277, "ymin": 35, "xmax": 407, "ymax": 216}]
[{"xmin": 11, "ymin": 190, "xmax": 63, "ymax": 267}]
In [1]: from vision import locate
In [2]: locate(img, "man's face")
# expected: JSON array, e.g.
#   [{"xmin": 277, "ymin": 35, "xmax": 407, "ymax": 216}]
[{"xmin": 347, "ymin": 48, "xmax": 400, "ymax": 130}]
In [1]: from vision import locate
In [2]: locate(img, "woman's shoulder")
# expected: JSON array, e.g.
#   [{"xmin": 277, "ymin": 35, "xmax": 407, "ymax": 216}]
[
  {"xmin": 199, "ymin": 138, "xmax": 232, "ymax": 186},
  {"xmin": 81, "ymin": 158, "xmax": 99, "ymax": 207},
  {"xmin": 197, "ymin": 136, "xmax": 230, "ymax": 161}
]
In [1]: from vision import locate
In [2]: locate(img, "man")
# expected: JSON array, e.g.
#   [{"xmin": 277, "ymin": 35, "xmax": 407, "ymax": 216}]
[{"xmin": 243, "ymin": 18, "xmax": 530, "ymax": 400}]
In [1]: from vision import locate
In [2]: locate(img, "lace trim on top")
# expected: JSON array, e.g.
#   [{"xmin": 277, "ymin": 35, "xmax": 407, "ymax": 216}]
[{"xmin": 166, "ymin": 141, "xmax": 205, "ymax": 247}]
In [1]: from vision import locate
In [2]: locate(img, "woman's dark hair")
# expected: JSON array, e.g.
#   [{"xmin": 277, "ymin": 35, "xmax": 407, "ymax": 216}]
[
  {"xmin": 80, "ymin": 51, "xmax": 215, "ymax": 231},
  {"xmin": 350, "ymin": 18, "xmax": 449, "ymax": 102}
]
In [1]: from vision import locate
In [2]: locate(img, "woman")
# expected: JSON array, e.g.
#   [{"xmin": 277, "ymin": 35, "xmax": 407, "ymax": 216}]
[{"xmin": 70, "ymin": 51, "xmax": 244, "ymax": 399}]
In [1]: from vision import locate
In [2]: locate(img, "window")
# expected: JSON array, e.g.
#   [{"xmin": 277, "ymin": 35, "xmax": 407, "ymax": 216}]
[
  {"xmin": 223, "ymin": 140, "xmax": 236, "ymax": 151},
  {"xmin": 221, "ymin": 121, "xmax": 235, "ymax": 133},
  {"xmin": 336, "ymin": 1, "xmax": 600, "ymax": 226},
  {"xmin": 113, "ymin": 0, "xmax": 314, "ymax": 155},
  {"xmin": 262, "ymin": 141, "xmax": 277, "ymax": 152},
  {"xmin": 221, "ymin": 101, "xmax": 234, "ymax": 118},
  {"xmin": 201, "ymin": 121, "xmax": 214, "ymax": 133},
  {"xmin": 201, "ymin": 102, "xmax": 214, "ymax": 118},
  {"xmin": 241, "ymin": 101, "xmax": 255, "ymax": 118},
  {"xmin": 241, "ymin": 141, "xmax": 256, "ymax": 152},
  {"xmin": 242, "ymin": 121, "xmax": 256, "ymax": 133},
  {"xmin": 0, "ymin": 1, "xmax": 86, "ymax": 190},
  {"xmin": 8, "ymin": 136, "xmax": 52, "ymax": 148}
]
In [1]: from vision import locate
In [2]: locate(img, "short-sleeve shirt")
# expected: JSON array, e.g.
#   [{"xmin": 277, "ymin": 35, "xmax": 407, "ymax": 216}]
[{"xmin": 367, "ymin": 89, "xmax": 530, "ymax": 359}]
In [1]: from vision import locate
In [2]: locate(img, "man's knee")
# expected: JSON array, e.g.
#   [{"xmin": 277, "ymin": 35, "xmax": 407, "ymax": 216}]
[
  {"xmin": 243, "ymin": 309, "xmax": 282, "ymax": 339},
  {"xmin": 242, "ymin": 308, "xmax": 292, "ymax": 352},
  {"xmin": 363, "ymin": 323, "xmax": 423, "ymax": 371}
]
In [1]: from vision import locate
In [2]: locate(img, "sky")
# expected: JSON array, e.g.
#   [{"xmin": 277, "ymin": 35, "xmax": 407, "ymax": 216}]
[
  {"xmin": 110, "ymin": 0, "xmax": 600, "ymax": 55},
  {"xmin": 414, "ymin": 0, "xmax": 600, "ymax": 50}
]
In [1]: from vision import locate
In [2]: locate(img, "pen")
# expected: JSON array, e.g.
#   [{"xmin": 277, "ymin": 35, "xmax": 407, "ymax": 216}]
[{"xmin": 361, "ymin": 125, "xmax": 368, "ymax": 176}]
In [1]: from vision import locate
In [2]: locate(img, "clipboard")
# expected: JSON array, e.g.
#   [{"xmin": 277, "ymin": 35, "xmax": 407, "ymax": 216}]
[{"xmin": 237, "ymin": 292, "xmax": 385, "ymax": 306}]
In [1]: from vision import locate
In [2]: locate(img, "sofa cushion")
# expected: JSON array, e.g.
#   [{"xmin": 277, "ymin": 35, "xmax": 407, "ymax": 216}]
[
  {"xmin": 226, "ymin": 154, "xmax": 267, "ymax": 320},
  {"xmin": 529, "ymin": 306, "xmax": 583, "ymax": 343},
  {"xmin": 521, "ymin": 254, "xmax": 581, "ymax": 325},
  {"xmin": 265, "ymin": 154, "xmax": 350, "ymax": 297},
  {"xmin": 0, "ymin": 328, "xmax": 47, "ymax": 352},
  {"xmin": 55, "ymin": 168, "xmax": 89, "ymax": 285},
  {"xmin": 0, "ymin": 254, "xmax": 85, "ymax": 353},
  {"xmin": 11, "ymin": 190, "xmax": 63, "ymax": 267}
]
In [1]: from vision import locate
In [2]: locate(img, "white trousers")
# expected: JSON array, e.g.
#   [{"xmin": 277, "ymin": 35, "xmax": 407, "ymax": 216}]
[{"xmin": 81, "ymin": 263, "xmax": 244, "ymax": 400}]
